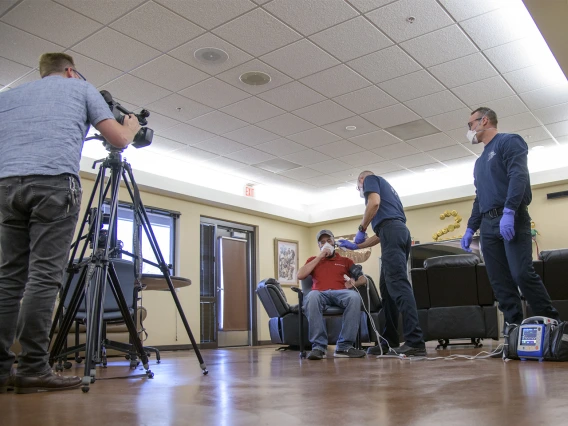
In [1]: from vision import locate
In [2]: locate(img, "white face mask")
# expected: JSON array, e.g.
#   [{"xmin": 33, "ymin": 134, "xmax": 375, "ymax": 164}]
[
  {"xmin": 359, "ymin": 187, "xmax": 365, "ymax": 198},
  {"xmin": 320, "ymin": 242, "xmax": 335, "ymax": 257},
  {"xmin": 466, "ymin": 129, "xmax": 480, "ymax": 145}
]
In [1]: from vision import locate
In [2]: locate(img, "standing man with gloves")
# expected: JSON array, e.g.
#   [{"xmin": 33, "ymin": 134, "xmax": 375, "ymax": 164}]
[
  {"xmin": 339, "ymin": 171, "xmax": 425, "ymax": 356},
  {"xmin": 461, "ymin": 107, "xmax": 558, "ymax": 326}
]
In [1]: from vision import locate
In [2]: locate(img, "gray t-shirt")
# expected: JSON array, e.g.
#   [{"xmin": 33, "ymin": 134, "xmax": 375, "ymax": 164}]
[{"xmin": 0, "ymin": 75, "xmax": 115, "ymax": 179}]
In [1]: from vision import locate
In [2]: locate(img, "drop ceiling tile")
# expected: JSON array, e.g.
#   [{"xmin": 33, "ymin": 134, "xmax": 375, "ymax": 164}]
[
  {"xmin": 362, "ymin": 104, "xmax": 420, "ymax": 128},
  {"xmin": 497, "ymin": 112, "xmax": 540, "ymax": 133},
  {"xmin": 144, "ymin": 135, "xmax": 186, "ymax": 154},
  {"xmin": 146, "ymin": 112, "xmax": 181, "ymax": 132},
  {"xmin": 293, "ymin": 100, "xmax": 355, "ymax": 126},
  {"xmin": 503, "ymin": 65, "xmax": 567, "ymax": 94},
  {"xmin": 445, "ymin": 128, "xmax": 469, "ymax": 144},
  {"xmin": 0, "ymin": 57, "xmax": 32, "ymax": 86},
  {"xmin": 428, "ymin": 53, "xmax": 498, "ymax": 89},
  {"xmin": 361, "ymin": 161, "xmax": 403, "ymax": 174},
  {"xmin": 159, "ymin": 123, "xmax": 216, "ymax": 145},
  {"xmin": 483, "ymin": 38, "xmax": 543, "ymax": 74},
  {"xmin": 0, "ymin": 22, "xmax": 63, "ymax": 67},
  {"xmin": 546, "ymin": 121, "xmax": 568, "ymax": 138},
  {"xmin": 347, "ymin": 45, "xmax": 421, "ymax": 84},
  {"xmin": 66, "ymin": 52, "xmax": 124, "ymax": 88},
  {"xmin": 99, "ymin": 74, "xmax": 171, "ymax": 106},
  {"xmin": 179, "ymin": 78, "xmax": 250, "ymax": 109},
  {"xmin": 350, "ymin": 130, "xmax": 401, "ymax": 150},
  {"xmin": 167, "ymin": 146, "xmax": 219, "ymax": 163},
  {"xmin": 405, "ymin": 91, "xmax": 467, "ymax": 118},
  {"xmin": 426, "ymin": 144, "xmax": 473, "ymax": 161},
  {"xmin": 110, "ymin": 1, "xmax": 204, "ymax": 52},
  {"xmin": 308, "ymin": 159, "xmax": 354, "ymax": 173},
  {"xmin": 202, "ymin": 156, "xmax": 248, "ymax": 172},
  {"xmin": 169, "ymin": 33, "xmax": 253, "ymax": 75},
  {"xmin": 527, "ymin": 139, "xmax": 558, "ymax": 151},
  {"xmin": 371, "ymin": 142, "xmax": 419, "ymax": 159},
  {"xmin": 73, "ymin": 28, "xmax": 160, "ymax": 72},
  {"xmin": 260, "ymin": 39, "xmax": 340, "ymax": 80},
  {"xmin": 379, "ymin": 70, "xmax": 445, "ymax": 102},
  {"xmin": 451, "ymin": 76, "xmax": 515, "ymax": 106},
  {"xmin": 518, "ymin": 126, "xmax": 553, "ymax": 144},
  {"xmin": 255, "ymin": 158, "xmax": 302, "ymax": 173},
  {"xmin": 257, "ymin": 81, "xmax": 326, "ymax": 111},
  {"xmin": 438, "ymin": 0, "xmax": 501, "ymax": 22},
  {"xmin": 256, "ymin": 113, "xmax": 315, "ymax": 137},
  {"xmin": 401, "ymin": 25, "xmax": 477, "ymax": 68},
  {"xmin": 223, "ymin": 125, "xmax": 280, "ymax": 146},
  {"xmin": 187, "ymin": 111, "xmax": 248, "ymax": 134},
  {"xmin": 387, "ymin": 117, "xmax": 442, "ymax": 143},
  {"xmin": 0, "ymin": 0, "xmax": 22, "ymax": 15},
  {"xmin": 213, "ymin": 8, "xmax": 301, "ymax": 57},
  {"xmin": 279, "ymin": 167, "xmax": 323, "ymax": 180},
  {"xmin": 333, "ymin": 86, "xmax": 397, "ymax": 114},
  {"xmin": 348, "ymin": 0, "xmax": 395, "ymax": 13},
  {"xmin": 393, "ymin": 153, "xmax": 437, "ymax": 168},
  {"xmin": 283, "ymin": 149, "xmax": 333, "ymax": 166},
  {"xmin": 310, "ymin": 16, "xmax": 392, "ymax": 62},
  {"xmin": 366, "ymin": 0, "xmax": 453, "ymax": 43},
  {"xmin": 154, "ymin": 0, "xmax": 256, "ymax": 29},
  {"xmin": 145, "ymin": 93, "xmax": 212, "ymax": 122},
  {"xmin": 338, "ymin": 151, "xmax": 385, "ymax": 166},
  {"xmin": 221, "ymin": 97, "xmax": 285, "ymax": 123},
  {"xmin": 6, "ymin": 70, "xmax": 39, "ymax": 88},
  {"xmin": 192, "ymin": 136, "xmax": 248, "ymax": 155},
  {"xmin": 300, "ymin": 65, "xmax": 371, "ymax": 98},
  {"xmin": 216, "ymin": 59, "xmax": 292, "ymax": 95},
  {"xmin": 460, "ymin": 6, "xmax": 538, "ymax": 51},
  {"xmin": 409, "ymin": 163, "xmax": 446, "ymax": 174},
  {"xmin": 130, "ymin": 55, "xmax": 208, "ymax": 92},
  {"xmin": 442, "ymin": 155, "xmax": 478, "ymax": 168},
  {"xmin": 520, "ymin": 83, "xmax": 568, "ymax": 110},
  {"xmin": 265, "ymin": 0, "xmax": 358, "ymax": 36},
  {"xmin": 287, "ymin": 127, "xmax": 342, "ymax": 147},
  {"xmin": 407, "ymin": 133, "xmax": 455, "ymax": 151},
  {"xmin": 380, "ymin": 169, "xmax": 415, "ymax": 181},
  {"xmin": 255, "ymin": 138, "xmax": 307, "ymax": 156},
  {"xmin": 323, "ymin": 116, "xmax": 380, "ymax": 138},
  {"xmin": 533, "ymin": 103, "xmax": 568, "ymax": 126},
  {"xmin": 328, "ymin": 167, "xmax": 366, "ymax": 181},
  {"xmin": 471, "ymin": 96, "xmax": 528, "ymax": 119},
  {"xmin": 460, "ymin": 139, "xmax": 484, "ymax": 154},
  {"xmin": 302, "ymin": 175, "xmax": 346, "ymax": 187},
  {"xmin": 1, "ymin": 0, "xmax": 101, "ymax": 47},
  {"xmin": 225, "ymin": 147, "xmax": 276, "ymax": 165},
  {"xmin": 313, "ymin": 140, "xmax": 365, "ymax": 158},
  {"xmin": 54, "ymin": 0, "xmax": 145, "ymax": 25},
  {"xmin": 426, "ymin": 108, "xmax": 471, "ymax": 132}
]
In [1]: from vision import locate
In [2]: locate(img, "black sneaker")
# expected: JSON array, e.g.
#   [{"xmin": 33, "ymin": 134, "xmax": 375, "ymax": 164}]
[
  {"xmin": 387, "ymin": 344, "xmax": 426, "ymax": 357},
  {"xmin": 307, "ymin": 349, "xmax": 326, "ymax": 360},
  {"xmin": 367, "ymin": 344, "xmax": 391, "ymax": 356},
  {"xmin": 334, "ymin": 347, "xmax": 366, "ymax": 358}
]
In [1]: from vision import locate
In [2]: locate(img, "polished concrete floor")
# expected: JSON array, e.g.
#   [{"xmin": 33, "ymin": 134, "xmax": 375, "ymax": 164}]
[{"xmin": 2, "ymin": 341, "xmax": 568, "ymax": 426}]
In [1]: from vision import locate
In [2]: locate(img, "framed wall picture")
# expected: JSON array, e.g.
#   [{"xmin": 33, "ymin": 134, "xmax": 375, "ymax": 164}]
[{"xmin": 274, "ymin": 238, "xmax": 299, "ymax": 285}]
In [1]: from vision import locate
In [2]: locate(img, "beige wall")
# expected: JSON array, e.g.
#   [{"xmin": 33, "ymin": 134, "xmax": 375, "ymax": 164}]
[{"xmin": 76, "ymin": 176, "xmax": 568, "ymax": 346}]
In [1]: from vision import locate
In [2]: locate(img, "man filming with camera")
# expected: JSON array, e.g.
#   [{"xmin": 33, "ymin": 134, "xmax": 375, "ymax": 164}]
[{"xmin": 0, "ymin": 52, "xmax": 140, "ymax": 394}]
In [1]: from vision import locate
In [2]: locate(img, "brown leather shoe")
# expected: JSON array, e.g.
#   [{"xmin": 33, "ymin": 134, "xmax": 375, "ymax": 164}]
[
  {"xmin": 14, "ymin": 371, "xmax": 81, "ymax": 394},
  {"xmin": 0, "ymin": 368, "xmax": 16, "ymax": 393}
]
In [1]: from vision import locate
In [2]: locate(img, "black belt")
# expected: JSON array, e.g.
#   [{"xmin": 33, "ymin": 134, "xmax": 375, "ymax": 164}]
[
  {"xmin": 375, "ymin": 218, "xmax": 404, "ymax": 231},
  {"xmin": 483, "ymin": 207, "xmax": 504, "ymax": 219}
]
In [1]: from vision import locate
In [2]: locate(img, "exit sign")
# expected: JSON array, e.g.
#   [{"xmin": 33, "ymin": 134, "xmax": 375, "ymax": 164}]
[{"xmin": 244, "ymin": 185, "xmax": 255, "ymax": 198}]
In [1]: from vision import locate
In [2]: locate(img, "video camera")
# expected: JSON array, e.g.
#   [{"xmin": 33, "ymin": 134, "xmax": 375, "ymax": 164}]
[{"xmin": 99, "ymin": 90, "xmax": 153, "ymax": 149}]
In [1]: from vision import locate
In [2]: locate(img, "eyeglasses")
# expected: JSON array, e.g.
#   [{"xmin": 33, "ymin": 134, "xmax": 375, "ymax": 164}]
[
  {"xmin": 467, "ymin": 117, "xmax": 483, "ymax": 130},
  {"xmin": 65, "ymin": 67, "xmax": 87, "ymax": 81}
]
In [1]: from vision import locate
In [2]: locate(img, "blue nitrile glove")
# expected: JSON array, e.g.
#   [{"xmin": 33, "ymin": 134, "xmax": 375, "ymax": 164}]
[
  {"xmin": 500, "ymin": 208, "xmax": 516, "ymax": 241},
  {"xmin": 354, "ymin": 231, "xmax": 367, "ymax": 244},
  {"xmin": 461, "ymin": 228, "xmax": 474, "ymax": 252},
  {"xmin": 338, "ymin": 240, "xmax": 358, "ymax": 251}
]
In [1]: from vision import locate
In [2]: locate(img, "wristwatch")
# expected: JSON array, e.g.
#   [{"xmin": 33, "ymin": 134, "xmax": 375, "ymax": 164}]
[{"xmin": 358, "ymin": 224, "xmax": 367, "ymax": 233}]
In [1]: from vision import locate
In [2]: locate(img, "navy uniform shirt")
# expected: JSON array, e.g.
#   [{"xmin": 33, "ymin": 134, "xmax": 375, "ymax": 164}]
[
  {"xmin": 467, "ymin": 133, "xmax": 532, "ymax": 231},
  {"xmin": 362, "ymin": 175, "xmax": 406, "ymax": 233}
]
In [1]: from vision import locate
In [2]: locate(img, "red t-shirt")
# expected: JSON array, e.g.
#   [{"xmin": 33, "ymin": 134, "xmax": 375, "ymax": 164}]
[{"xmin": 304, "ymin": 253, "xmax": 354, "ymax": 291}]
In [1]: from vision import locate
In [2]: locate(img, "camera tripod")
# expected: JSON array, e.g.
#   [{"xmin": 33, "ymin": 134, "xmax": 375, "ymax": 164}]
[{"xmin": 49, "ymin": 142, "xmax": 208, "ymax": 393}]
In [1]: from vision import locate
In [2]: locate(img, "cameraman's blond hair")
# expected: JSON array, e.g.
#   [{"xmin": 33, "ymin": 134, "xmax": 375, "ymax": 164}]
[{"xmin": 39, "ymin": 53, "xmax": 75, "ymax": 78}]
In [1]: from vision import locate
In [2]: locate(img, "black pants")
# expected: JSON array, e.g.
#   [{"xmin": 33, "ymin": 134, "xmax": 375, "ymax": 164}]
[
  {"xmin": 377, "ymin": 220, "xmax": 424, "ymax": 347},
  {"xmin": 480, "ymin": 208, "xmax": 559, "ymax": 325}
]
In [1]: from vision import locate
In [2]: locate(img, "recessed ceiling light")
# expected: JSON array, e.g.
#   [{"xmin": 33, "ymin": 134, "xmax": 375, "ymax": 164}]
[
  {"xmin": 424, "ymin": 168, "xmax": 436, "ymax": 173},
  {"xmin": 345, "ymin": 125, "xmax": 357, "ymax": 131},
  {"xmin": 240, "ymin": 71, "xmax": 271, "ymax": 86},
  {"xmin": 194, "ymin": 47, "xmax": 229, "ymax": 65},
  {"xmin": 531, "ymin": 145, "xmax": 545, "ymax": 151}
]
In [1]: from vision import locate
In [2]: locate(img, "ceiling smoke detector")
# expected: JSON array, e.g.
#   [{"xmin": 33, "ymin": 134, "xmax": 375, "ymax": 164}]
[
  {"xmin": 194, "ymin": 47, "xmax": 229, "ymax": 65},
  {"xmin": 240, "ymin": 71, "xmax": 271, "ymax": 86}
]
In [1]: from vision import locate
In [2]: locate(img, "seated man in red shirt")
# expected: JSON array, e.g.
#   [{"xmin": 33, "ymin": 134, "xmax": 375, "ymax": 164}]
[{"xmin": 297, "ymin": 230, "xmax": 367, "ymax": 360}]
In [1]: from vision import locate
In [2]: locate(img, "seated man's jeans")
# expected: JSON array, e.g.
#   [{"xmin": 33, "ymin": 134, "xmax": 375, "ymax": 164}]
[
  {"xmin": 0, "ymin": 174, "xmax": 80, "ymax": 378},
  {"xmin": 303, "ymin": 289, "xmax": 360, "ymax": 351}
]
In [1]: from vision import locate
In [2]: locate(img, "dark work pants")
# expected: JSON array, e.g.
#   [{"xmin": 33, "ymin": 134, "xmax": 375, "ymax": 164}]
[
  {"xmin": 0, "ymin": 174, "xmax": 81, "ymax": 379},
  {"xmin": 480, "ymin": 208, "xmax": 559, "ymax": 325},
  {"xmin": 377, "ymin": 220, "xmax": 424, "ymax": 347}
]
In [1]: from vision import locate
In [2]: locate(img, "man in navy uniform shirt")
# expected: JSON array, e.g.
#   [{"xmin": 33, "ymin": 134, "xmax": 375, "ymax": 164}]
[
  {"xmin": 339, "ymin": 171, "xmax": 425, "ymax": 357},
  {"xmin": 461, "ymin": 107, "xmax": 558, "ymax": 326}
]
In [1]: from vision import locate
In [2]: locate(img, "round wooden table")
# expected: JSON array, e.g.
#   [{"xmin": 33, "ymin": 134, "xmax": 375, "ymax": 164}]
[{"xmin": 140, "ymin": 274, "xmax": 191, "ymax": 291}]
